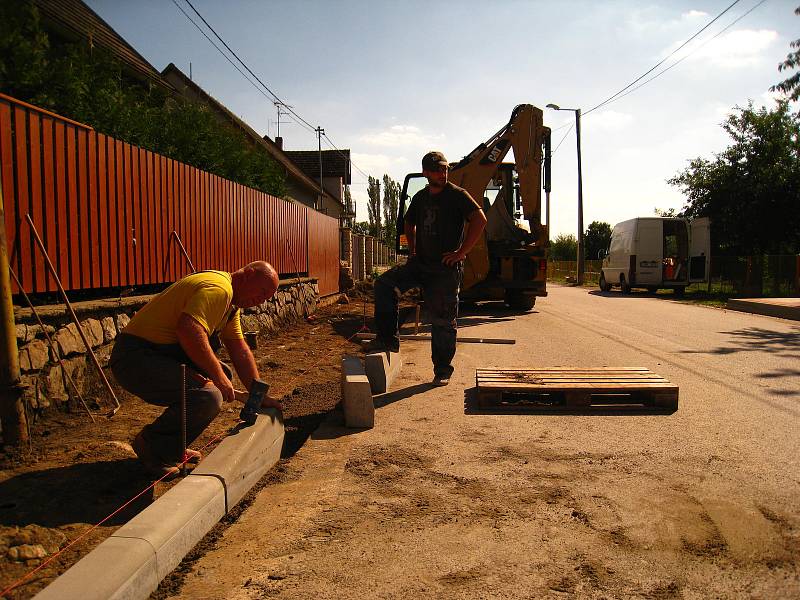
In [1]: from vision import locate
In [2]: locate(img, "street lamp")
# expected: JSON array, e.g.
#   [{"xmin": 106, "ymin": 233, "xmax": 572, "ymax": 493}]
[{"xmin": 546, "ymin": 103, "xmax": 585, "ymax": 286}]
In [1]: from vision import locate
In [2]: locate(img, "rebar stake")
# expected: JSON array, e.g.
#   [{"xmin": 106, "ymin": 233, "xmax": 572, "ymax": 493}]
[{"xmin": 180, "ymin": 364, "xmax": 187, "ymax": 476}]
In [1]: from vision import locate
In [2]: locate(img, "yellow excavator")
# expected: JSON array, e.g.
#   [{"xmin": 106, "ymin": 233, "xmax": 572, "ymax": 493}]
[{"xmin": 395, "ymin": 104, "xmax": 552, "ymax": 309}]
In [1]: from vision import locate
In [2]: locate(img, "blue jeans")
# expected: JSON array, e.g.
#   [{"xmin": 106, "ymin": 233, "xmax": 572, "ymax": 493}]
[{"xmin": 374, "ymin": 257, "xmax": 462, "ymax": 377}]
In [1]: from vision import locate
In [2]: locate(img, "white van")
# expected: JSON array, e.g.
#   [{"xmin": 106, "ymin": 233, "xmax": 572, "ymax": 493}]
[{"xmin": 599, "ymin": 217, "xmax": 710, "ymax": 295}]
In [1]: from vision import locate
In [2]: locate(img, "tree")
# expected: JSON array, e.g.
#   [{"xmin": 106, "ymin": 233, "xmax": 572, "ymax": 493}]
[
  {"xmin": 668, "ymin": 101, "xmax": 800, "ymax": 255},
  {"xmin": 381, "ymin": 174, "xmax": 401, "ymax": 245},
  {"xmin": 771, "ymin": 6, "xmax": 800, "ymax": 101},
  {"xmin": 352, "ymin": 221, "xmax": 371, "ymax": 236},
  {"xmin": 549, "ymin": 233, "xmax": 578, "ymax": 261},
  {"xmin": 584, "ymin": 221, "xmax": 612, "ymax": 260},
  {"xmin": 0, "ymin": 0, "xmax": 287, "ymax": 197},
  {"xmin": 366, "ymin": 176, "xmax": 381, "ymax": 237}
]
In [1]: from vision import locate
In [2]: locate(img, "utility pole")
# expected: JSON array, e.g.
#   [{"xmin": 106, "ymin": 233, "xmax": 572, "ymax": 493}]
[
  {"xmin": 315, "ymin": 126, "xmax": 325, "ymax": 211},
  {"xmin": 575, "ymin": 108, "xmax": 585, "ymax": 285},
  {"xmin": 546, "ymin": 103, "xmax": 585, "ymax": 285}
]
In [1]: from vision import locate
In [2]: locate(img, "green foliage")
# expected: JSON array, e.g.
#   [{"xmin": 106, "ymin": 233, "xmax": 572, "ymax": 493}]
[
  {"xmin": 352, "ymin": 221, "xmax": 371, "ymax": 236},
  {"xmin": 366, "ymin": 176, "xmax": 381, "ymax": 237},
  {"xmin": 668, "ymin": 101, "xmax": 800, "ymax": 255},
  {"xmin": 0, "ymin": 0, "xmax": 286, "ymax": 197},
  {"xmin": 654, "ymin": 207, "xmax": 680, "ymax": 218},
  {"xmin": 381, "ymin": 174, "xmax": 400, "ymax": 245},
  {"xmin": 770, "ymin": 6, "xmax": 800, "ymax": 101},
  {"xmin": 549, "ymin": 233, "xmax": 578, "ymax": 261},
  {"xmin": 584, "ymin": 221, "xmax": 611, "ymax": 260}
]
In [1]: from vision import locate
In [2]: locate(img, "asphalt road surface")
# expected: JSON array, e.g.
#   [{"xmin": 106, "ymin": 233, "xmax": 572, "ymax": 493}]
[{"xmin": 171, "ymin": 284, "xmax": 799, "ymax": 599}]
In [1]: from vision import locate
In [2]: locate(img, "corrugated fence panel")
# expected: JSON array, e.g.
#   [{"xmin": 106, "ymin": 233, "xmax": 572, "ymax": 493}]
[
  {"xmin": 307, "ymin": 208, "xmax": 340, "ymax": 296},
  {"xmin": 0, "ymin": 94, "xmax": 335, "ymax": 295}
]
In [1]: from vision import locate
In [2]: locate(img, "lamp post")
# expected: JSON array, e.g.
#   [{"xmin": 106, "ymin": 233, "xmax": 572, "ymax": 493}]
[{"xmin": 546, "ymin": 103, "xmax": 584, "ymax": 285}]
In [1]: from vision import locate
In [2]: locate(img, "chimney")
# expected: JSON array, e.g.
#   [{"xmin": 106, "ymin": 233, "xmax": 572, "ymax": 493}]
[{"xmin": 275, "ymin": 136, "xmax": 283, "ymax": 149}]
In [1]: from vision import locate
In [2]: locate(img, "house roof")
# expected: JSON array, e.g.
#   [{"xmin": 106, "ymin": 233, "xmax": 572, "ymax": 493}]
[
  {"xmin": 161, "ymin": 64, "xmax": 342, "ymax": 207},
  {"xmin": 32, "ymin": 0, "xmax": 174, "ymax": 90},
  {"xmin": 284, "ymin": 150, "xmax": 351, "ymax": 185}
]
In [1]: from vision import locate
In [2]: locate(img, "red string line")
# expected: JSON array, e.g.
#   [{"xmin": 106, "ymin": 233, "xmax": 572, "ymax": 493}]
[{"xmin": 1, "ymin": 432, "xmax": 225, "ymax": 598}]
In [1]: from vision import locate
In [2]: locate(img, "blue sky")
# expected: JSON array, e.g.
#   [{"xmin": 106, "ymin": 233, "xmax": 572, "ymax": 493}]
[{"xmin": 88, "ymin": 0, "xmax": 797, "ymax": 237}]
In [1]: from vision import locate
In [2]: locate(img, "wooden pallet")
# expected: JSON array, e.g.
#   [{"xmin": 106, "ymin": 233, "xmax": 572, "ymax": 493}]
[{"xmin": 475, "ymin": 368, "xmax": 678, "ymax": 411}]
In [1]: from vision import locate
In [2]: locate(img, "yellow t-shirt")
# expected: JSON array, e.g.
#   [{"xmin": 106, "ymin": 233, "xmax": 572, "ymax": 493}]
[{"xmin": 123, "ymin": 271, "xmax": 243, "ymax": 345}]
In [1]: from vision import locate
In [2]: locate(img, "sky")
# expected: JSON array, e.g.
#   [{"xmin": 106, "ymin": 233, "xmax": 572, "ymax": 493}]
[{"xmin": 87, "ymin": 0, "xmax": 797, "ymax": 237}]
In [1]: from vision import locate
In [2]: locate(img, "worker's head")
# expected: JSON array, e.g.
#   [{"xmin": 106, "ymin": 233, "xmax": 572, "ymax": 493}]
[
  {"xmin": 421, "ymin": 151, "xmax": 448, "ymax": 192},
  {"xmin": 231, "ymin": 261, "xmax": 279, "ymax": 308}
]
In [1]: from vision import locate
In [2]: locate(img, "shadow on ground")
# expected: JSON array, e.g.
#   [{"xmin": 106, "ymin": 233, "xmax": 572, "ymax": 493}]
[
  {"xmin": 680, "ymin": 326, "xmax": 800, "ymax": 357},
  {"xmin": 0, "ymin": 459, "xmax": 155, "ymax": 528}
]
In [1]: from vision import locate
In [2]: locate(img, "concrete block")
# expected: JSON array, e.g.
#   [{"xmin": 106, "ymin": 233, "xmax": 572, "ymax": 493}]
[
  {"xmin": 364, "ymin": 350, "xmax": 403, "ymax": 394},
  {"xmin": 112, "ymin": 476, "xmax": 226, "ymax": 581},
  {"xmin": 341, "ymin": 356, "xmax": 374, "ymax": 429},
  {"xmin": 33, "ymin": 536, "xmax": 157, "ymax": 600},
  {"xmin": 191, "ymin": 409, "xmax": 284, "ymax": 509}
]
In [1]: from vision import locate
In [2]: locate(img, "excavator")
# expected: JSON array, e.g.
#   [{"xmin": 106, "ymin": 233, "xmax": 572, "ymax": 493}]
[{"xmin": 395, "ymin": 104, "xmax": 552, "ymax": 309}]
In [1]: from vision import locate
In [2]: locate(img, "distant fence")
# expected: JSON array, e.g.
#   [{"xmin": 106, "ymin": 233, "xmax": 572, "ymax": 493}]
[
  {"xmin": 0, "ymin": 93, "xmax": 339, "ymax": 296},
  {"xmin": 340, "ymin": 228, "xmax": 395, "ymax": 282},
  {"xmin": 548, "ymin": 256, "xmax": 800, "ymax": 296}
]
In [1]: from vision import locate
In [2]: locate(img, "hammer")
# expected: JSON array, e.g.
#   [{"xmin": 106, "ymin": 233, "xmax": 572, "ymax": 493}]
[{"xmin": 239, "ymin": 379, "xmax": 269, "ymax": 426}]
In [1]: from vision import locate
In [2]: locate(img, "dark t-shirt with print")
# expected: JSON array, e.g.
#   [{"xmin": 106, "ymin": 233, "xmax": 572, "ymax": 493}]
[{"xmin": 404, "ymin": 181, "xmax": 481, "ymax": 266}]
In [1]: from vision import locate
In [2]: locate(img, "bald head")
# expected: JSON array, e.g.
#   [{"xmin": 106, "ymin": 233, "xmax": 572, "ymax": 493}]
[{"xmin": 231, "ymin": 261, "xmax": 279, "ymax": 308}]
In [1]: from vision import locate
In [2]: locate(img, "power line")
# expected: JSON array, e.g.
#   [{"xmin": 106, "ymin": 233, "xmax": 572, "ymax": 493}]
[
  {"xmin": 584, "ymin": 0, "xmax": 743, "ymax": 116},
  {"xmin": 552, "ymin": 123, "xmax": 575, "ymax": 155},
  {"xmin": 605, "ymin": 0, "xmax": 768, "ymax": 108},
  {"xmin": 175, "ymin": 0, "xmax": 378, "ymax": 184},
  {"xmin": 169, "ymin": 0, "xmax": 276, "ymax": 105}
]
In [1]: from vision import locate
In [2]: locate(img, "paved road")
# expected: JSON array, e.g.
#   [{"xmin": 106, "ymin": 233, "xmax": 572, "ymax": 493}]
[{"xmin": 172, "ymin": 285, "xmax": 799, "ymax": 599}]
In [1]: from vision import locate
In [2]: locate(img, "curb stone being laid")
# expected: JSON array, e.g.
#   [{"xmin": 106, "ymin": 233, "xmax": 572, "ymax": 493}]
[{"xmin": 33, "ymin": 409, "xmax": 283, "ymax": 600}]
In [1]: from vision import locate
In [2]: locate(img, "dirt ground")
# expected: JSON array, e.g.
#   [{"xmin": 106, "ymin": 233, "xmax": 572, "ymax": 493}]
[{"xmin": 0, "ymin": 296, "xmax": 376, "ymax": 600}]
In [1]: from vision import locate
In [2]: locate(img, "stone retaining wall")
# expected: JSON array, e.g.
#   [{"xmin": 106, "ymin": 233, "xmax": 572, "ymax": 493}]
[{"xmin": 14, "ymin": 279, "xmax": 319, "ymax": 414}]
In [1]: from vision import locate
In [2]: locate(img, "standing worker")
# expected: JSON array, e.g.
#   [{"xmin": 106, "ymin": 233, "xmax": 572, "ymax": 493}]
[
  {"xmin": 372, "ymin": 151, "xmax": 487, "ymax": 386},
  {"xmin": 110, "ymin": 261, "xmax": 282, "ymax": 478}
]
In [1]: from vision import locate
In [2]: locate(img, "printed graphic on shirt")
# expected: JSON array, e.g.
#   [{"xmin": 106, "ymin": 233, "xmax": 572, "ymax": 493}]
[{"xmin": 422, "ymin": 205, "xmax": 438, "ymax": 237}]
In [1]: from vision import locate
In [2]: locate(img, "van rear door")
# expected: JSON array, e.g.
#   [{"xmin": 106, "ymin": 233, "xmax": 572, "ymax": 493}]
[
  {"xmin": 689, "ymin": 217, "xmax": 711, "ymax": 282},
  {"xmin": 635, "ymin": 219, "xmax": 662, "ymax": 285}
]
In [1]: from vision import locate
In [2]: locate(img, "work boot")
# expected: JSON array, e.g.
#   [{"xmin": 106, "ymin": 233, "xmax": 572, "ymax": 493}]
[
  {"xmin": 362, "ymin": 337, "xmax": 399, "ymax": 354},
  {"xmin": 432, "ymin": 374, "xmax": 450, "ymax": 387},
  {"xmin": 132, "ymin": 432, "xmax": 181, "ymax": 480}
]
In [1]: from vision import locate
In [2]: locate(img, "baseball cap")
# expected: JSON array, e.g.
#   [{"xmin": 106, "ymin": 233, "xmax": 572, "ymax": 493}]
[{"xmin": 422, "ymin": 151, "xmax": 448, "ymax": 171}]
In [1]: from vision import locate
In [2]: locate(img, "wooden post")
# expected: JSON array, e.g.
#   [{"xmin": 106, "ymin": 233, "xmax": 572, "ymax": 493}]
[{"xmin": 0, "ymin": 180, "xmax": 27, "ymax": 444}]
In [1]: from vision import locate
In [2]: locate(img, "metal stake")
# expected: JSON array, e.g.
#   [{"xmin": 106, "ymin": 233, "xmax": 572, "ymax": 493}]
[
  {"xmin": 180, "ymin": 363, "xmax": 187, "ymax": 476},
  {"xmin": 25, "ymin": 214, "xmax": 121, "ymax": 416}
]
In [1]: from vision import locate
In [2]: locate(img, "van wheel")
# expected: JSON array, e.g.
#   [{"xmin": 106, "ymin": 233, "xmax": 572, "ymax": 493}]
[
  {"xmin": 505, "ymin": 290, "xmax": 536, "ymax": 310},
  {"xmin": 674, "ymin": 286, "xmax": 685, "ymax": 297},
  {"xmin": 599, "ymin": 272, "xmax": 611, "ymax": 292},
  {"xmin": 620, "ymin": 276, "xmax": 631, "ymax": 295}
]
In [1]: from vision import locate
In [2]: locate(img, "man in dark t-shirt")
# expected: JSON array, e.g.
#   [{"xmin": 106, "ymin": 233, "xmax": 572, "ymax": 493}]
[{"xmin": 372, "ymin": 151, "xmax": 487, "ymax": 386}]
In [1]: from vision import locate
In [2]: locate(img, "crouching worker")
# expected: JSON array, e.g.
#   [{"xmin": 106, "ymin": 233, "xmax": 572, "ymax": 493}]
[
  {"xmin": 110, "ymin": 261, "xmax": 282, "ymax": 478},
  {"xmin": 372, "ymin": 151, "xmax": 487, "ymax": 386}
]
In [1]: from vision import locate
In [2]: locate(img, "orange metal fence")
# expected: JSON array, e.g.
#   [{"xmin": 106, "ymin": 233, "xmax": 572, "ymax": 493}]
[{"xmin": 0, "ymin": 94, "xmax": 339, "ymax": 296}]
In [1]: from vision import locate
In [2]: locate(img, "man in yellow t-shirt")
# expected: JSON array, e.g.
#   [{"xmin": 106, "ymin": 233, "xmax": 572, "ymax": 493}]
[{"xmin": 110, "ymin": 261, "xmax": 281, "ymax": 478}]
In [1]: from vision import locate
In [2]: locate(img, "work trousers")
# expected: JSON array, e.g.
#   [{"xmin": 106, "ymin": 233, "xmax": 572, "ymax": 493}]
[
  {"xmin": 374, "ymin": 257, "xmax": 462, "ymax": 378},
  {"xmin": 110, "ymin": 333, "xmax": 229, "ymax": 465}
]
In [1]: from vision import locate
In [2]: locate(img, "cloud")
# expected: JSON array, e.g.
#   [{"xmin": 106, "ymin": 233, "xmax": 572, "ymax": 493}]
[
  {"xmin": 359, "ymin": 124, "xmax": 444, "ymax": 147},
  {"xmin": 585, "ymin": 110, "xmax": 634, "ymax": 131},
  {"xmin": 350, "ymin": 152, "xmax": 408, "ymax": 175},
  {"xmin": 665, "ymin": 29, "xmax": 778, "ymax": 68},
  {"xmin": 682, "ymin": 10, "xmax": 708, "ymax": 19}
]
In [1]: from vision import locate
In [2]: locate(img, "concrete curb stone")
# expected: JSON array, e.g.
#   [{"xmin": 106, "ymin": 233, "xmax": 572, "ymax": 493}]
[{"xmin": 34, "ymin": 409, "xmax": 284, "ymax": 600}]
